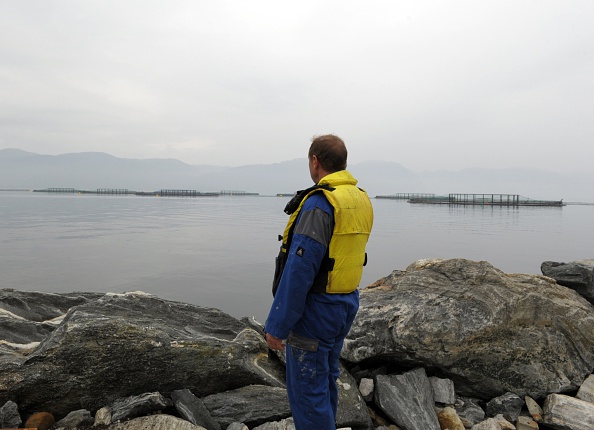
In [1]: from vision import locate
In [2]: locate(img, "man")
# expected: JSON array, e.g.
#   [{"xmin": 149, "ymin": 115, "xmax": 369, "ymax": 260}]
[{"xmin": 265, "ymin": 134, "xmax": 374, "ymax": 429}]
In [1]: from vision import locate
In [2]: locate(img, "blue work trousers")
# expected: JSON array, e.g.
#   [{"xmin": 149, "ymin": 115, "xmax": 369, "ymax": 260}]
[{"xmin": 285, "ymin": 290, "xmax": 359, "ymax": 430}]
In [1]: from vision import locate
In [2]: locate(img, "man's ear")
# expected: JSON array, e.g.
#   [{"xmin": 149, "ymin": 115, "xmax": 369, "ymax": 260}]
[{"xmin": 311, "ymin": 155, "xmax": 319, "ymax": 168}]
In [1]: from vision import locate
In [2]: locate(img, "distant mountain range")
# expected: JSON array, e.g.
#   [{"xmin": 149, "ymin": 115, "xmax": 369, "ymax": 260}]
[{"xmin": 1, "ymin": 148, "xmax": 592, "ymax": 202}]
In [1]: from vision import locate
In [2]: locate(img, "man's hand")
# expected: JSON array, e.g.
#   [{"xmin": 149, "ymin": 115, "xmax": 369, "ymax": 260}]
[{"xmin": 266, "ymin": 333, "xmax": 286, "ymax": 351}]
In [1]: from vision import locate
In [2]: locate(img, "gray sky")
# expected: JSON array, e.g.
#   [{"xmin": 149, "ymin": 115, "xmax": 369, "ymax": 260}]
[{"xmin": 1, "ymin": 1, "xmax": 593, "ymax": 172}]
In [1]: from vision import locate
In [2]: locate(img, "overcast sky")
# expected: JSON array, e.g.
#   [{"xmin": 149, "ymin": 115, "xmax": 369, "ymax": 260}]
[{"xmin": 1, "ymin": 1, "xmax": 593, "ymax": 172}]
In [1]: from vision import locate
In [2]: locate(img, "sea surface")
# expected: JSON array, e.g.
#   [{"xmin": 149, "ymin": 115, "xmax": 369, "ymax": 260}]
[{"xmin": 1, "ymin": 191, "xmax": 592, "ymax": 322}]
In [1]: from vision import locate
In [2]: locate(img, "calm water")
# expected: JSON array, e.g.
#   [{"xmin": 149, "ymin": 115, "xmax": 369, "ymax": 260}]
[{"xmin": 1, "ymin": 192, "xmax": 592, "ymax": 322}]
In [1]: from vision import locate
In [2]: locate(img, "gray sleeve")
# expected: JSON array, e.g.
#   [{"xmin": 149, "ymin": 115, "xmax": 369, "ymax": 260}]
[{"xmin": 294, "ymin": 207, "xmax": 334, "ymax": 248}]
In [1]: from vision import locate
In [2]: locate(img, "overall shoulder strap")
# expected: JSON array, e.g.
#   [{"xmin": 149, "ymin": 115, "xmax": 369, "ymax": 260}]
[{"xmin": 283, "ymin": 183, "xmax": 335, "ymax": 215}]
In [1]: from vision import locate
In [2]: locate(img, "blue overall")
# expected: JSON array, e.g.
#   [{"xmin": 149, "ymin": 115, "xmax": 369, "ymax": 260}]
[{"xmin": 265, "ymin": 192, "xmax": 359, "ymax": 429}]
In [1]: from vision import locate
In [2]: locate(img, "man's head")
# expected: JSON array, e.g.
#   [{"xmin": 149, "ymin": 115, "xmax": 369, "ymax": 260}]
[{"xmin": 308, "ymin": 134, "xmax": 347, "ymax": 183}]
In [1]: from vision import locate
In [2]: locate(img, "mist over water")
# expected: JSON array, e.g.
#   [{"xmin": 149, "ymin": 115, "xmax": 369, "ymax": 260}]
[{"xmin": 1, "ymin": 192, "xmax": 591, "ymax": 322}]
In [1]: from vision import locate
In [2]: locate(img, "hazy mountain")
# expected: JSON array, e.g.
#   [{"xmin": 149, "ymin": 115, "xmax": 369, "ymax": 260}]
[{"xmin": 1, "ymin": 148, "xmax": 592, "ymax": 202}]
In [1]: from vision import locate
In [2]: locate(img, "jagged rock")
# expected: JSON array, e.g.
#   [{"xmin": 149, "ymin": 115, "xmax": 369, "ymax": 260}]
[
  {"xmin": 202, "ymin": 385, "xmax": 291, "ymax": 429},
  {"xmin": 470, "ymin": 417, "xmax": 500, "ymax": 430},
  {"xmin": 54, "ymin": 409, "xmax": 94, "ymax": 428},
  {"xmin": 436, "ymin": 406, "xmax": 464, "ymax": 430},
  {"xmin": 543, "ymin": 393, "xmax": 594, "ymax": 430},
  {"xmin": 342, "ymin": 259, "xmax": 594, "ymax": 399},
  {"xmin": 0, "ymin": 400, "xmax": 21, "ymax": 428},
  {"xmin": 107, "ymin": 413, "xmax": 207, "ymax": 429},
  {"xmin": 492, "ymin": 414, "xmax": 514, "ymax": 429},
  {"xmin": 0, "ymin": 291, "xmax": 285, "ymax": 418},
  {"xmin": 524, "ymin": 396, "xmax": 543, "ymax": 423},
  {"xmin": 110, "ymin": 392, "xmax": 170, "ymax": 423},
  {"xmin": 336, "ymin": 362, "xmax": 373, "ymax": 430},
  {"xmin": 541, "ymin": 260, "xmax": 594, "ymax": 302},
  {"xmin": 516, "ymin": 415, "xmax": 539, "ymax": 430},
  {"xmin": 429, "ymin": 376, "xmax": 456, "ymax": 404},
  {"xmin": 94, "ymin": 406, "xmax": 112, "ymax": 426},
  {"xmin": 485, "ymin": 392, "xmax": 523, "ymax": 422},
  {"xmin": 172, "ymin": 389, "xmax": 220, "ymax": 430},
  {"xmin": 374, "ymin": 368, "xmax": 440, "ymax": 430},
  {"xmin": 576, "ymin": 373, "xmax": 594, "ymax": 404},
  {"xmin": 455, "ymin": 397, "xmax": 485, "ymax": 428}
]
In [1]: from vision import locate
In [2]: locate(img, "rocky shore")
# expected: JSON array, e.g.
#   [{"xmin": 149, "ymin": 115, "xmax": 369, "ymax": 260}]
[{"xmin": 1, "ymin": 258, "xmax": 594, "ymax": 430}]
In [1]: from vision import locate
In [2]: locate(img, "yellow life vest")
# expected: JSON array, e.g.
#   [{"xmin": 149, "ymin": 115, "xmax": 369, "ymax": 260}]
[{"xmin": 272, "ymin": 170, "xmax": 374, "ymax": 295}]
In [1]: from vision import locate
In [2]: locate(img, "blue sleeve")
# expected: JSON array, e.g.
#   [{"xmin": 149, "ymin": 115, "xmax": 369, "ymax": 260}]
[{"xmin": 265, "ymin": 193, "xmax": 334, "ymax": 339}]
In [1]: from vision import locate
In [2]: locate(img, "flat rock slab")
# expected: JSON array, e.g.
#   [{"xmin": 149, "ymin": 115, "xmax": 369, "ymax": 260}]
[{"xmin": 202, "ymin": 385, "xmax": 291, "ymax": 429}]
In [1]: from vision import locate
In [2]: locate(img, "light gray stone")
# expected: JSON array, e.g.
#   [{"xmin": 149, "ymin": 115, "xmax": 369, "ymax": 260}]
[
  {"xmin": 543, "ymin": 393, "xmax": 594, "ymax": 430},
  {"xmin": 374, "ymin": 368, "xmax": 440, "ymax": 430},
  {"xmin": 0, "ymin": 400, "xmax": 21, "ymax": 428},
  {"xmin": 485, "ymin": 392, "xmax": 523, "ymax": 422},
  {"xmin": 94, "ymin": 406, "xmax": 112, "ymax": 426},
  {"xmin": 576, "ymin": 374, "xmax": 594, "ymax": 404},
  {"xmin": 429, "ymin": 376, "xmax": 455, "ymax": 404},
  {"xmin": 343, "ymin": 259, "xmax": 594, "ymax": 399},
  {"xmin": 172, "ymin": 389, "xmax": 220, "ymax": 430},
  {"xmin": 54, "ymin": 409, "xmax": 93, "ymax": 428},
  {"xmin": 252, "ymin": 417, "xmax": 295, "ymax": 430},
  {"xmin": 524, "ymin": 396, "xmax": 543, "ymax": 423},
  {"xmin": 359, "ymin": 378, "xmax": 374, "ymax": 402},
  {"xmin": 203, "ymin": 385, "xmax": 291, "ymax": 429}
]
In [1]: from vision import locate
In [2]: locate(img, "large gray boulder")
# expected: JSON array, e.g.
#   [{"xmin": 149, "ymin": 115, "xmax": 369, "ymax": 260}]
[
  {"xmin": 0, "ymin": 291, "xmax": 285, "ymax": 418},
  {"xmin": 342, "ymin": 258, "xmax": 594, "ymax": 399},
  {"xmin": 541, "ymin": 260, "xmax": 594, "ymax": 302}
]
